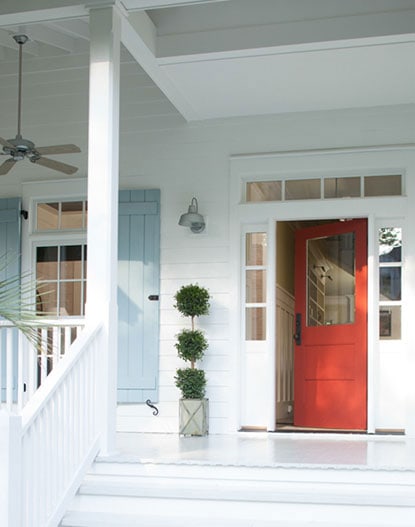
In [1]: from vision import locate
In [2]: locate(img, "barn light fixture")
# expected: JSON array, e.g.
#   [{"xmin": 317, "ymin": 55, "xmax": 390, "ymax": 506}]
[{"xmin": 178, "ymin": 197, "xmax": 205, "ymax": 233}]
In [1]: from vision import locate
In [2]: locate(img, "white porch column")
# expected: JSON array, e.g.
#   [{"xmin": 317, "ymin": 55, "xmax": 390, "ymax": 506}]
[{"xmin": 86, "ymin": 5, "xmax": 121, "ymax": 455}]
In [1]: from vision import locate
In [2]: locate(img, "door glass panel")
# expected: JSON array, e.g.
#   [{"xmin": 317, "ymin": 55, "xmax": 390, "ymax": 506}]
[
  {"xmin": 379, "ymin": 268, "xmax": 401, "ymax": 301},
  {"xmin": 246, "ymin": 270, "xmax": 266, "ymax": 303},
  {"xmin": 379, "ymin": 228, "xmax": 402, "ymax": 262},
  {"xmin": 36, "ymin": 246, "xmax": 58, "ymax": 280},
  {"xmin": 378, "ymin": 227, "xmax": 402, "ymax": 340},
  {"xmin": 380, "ymin": 306, "xmax": 401, "ymax": 340},
  {"xmin": 246, "ymin": 307, "xmax": 266, "ymax": 340},
  {"xmin": 60, "ymin": 245, "xmax": 82, "ymax": 280},
  {"xmin": 60, "ymin": 281, "xmax": 82, "ymax": 316},
  {"xmin": 246, "ymin": 232, "xmax": 267, "ymax": 266},
  {"xmin": 307, "ymin": 232, "xmax": 355, "ymax": 326}
]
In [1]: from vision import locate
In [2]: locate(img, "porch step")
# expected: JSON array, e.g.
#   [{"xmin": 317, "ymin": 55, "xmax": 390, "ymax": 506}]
[{"xmin": 60, "ymin": 459, "xmax": 415, "ymax": 527}]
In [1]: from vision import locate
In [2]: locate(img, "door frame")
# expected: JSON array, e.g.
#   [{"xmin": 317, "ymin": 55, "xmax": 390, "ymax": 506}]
[{"xmin": 230, "ymin": 146, "xmax": 412, "ymax": 434}]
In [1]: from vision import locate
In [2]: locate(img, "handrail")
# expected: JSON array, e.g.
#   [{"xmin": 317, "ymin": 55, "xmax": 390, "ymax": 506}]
[
  {"xmin": 21, "ymin": 321, "xmax": 101, "ymax": 432},
  {"xmin": 20, "ymin": 320, "xmax": 104, "ymax": 527},
  {"xmin": 0, "ymin": 319, "xmax": 85, "ymax": 411}
]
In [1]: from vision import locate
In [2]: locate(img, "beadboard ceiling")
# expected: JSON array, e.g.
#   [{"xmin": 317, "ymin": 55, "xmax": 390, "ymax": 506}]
[{"xmin": 0, "ymin": 0, "xmax": 414, "ymax": 183}]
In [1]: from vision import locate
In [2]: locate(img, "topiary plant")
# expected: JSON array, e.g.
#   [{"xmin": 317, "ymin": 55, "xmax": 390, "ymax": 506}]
[{"xmin": 174, "ymin": 283, "xmax": 210, "ymax": 400}]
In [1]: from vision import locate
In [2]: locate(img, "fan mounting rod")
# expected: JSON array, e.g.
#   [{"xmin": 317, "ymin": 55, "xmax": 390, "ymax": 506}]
[{"xmin": 13, "ymin": 34, "xmax": 29, "ymax": 138}]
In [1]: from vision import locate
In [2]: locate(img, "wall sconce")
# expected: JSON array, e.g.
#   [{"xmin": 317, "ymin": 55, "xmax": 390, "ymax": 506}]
[{"xmin": 178, "ymin": 197, "xmax": 205, "ymax": 233}]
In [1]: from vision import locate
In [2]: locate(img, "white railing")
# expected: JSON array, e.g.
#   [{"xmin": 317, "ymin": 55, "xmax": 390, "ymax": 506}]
[
  {"xmin": 0, "ymin": 320, "xmax": 104, "ymax": 527},
  {"xmin": 0, "ymin": 319, "xmax": 84, "ymax": 412}
]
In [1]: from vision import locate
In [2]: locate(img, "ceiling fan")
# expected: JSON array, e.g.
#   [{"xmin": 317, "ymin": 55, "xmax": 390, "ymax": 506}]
[{"xmin": 0, "ymin": 34, "xmax": 81, "ymax": 176}]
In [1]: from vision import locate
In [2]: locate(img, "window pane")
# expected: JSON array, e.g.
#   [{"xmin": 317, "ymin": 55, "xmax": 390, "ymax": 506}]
[
  {"xmin": 61, "ymin": 201, "xmax": 83, "ymax": 230},
  {"xmin": 36, "ymin": 283, "xmax": 58, "ymax": 316},
  {"xmin": 364, "ymin": 175, "xmax": 401, "ymax": 197},
  {"xmin": 307, "ymin": 232, "xmax": 355, "ymax": 326},
  {"xmin": 246, "ymin": 307, "xmax": 266, "ymax": 340},
  {"xmin": 246, "ymin": 181, "xmax": 281, "ymax": 202},
  {"xmin": 380, "ymin": 306, "xmax": 401, "ymax": 340},
  {"xmin": 246, "ymin": 270, "xmax": 266, "ymax": 303},
  {"xmin": 60, "ymin": 245, "xmax": 83, "ymax": 280},
  {"xmin": 83, "ymin": 245, "xmax": 88, "ymax": 277},
  {"xmin": 285, "ymin": 179, "xmax": 320, "ymax": 200},
  {"xmin": 36, "ymin": 246, "xmax": 58, "ymax": 280},
  {"xmin": 380, "ymin": 268, "xmax": 401, "ymax": 301},
  {"xmin": 379, "ymin": 228, "xmax": 402, "ymax": 262},
  {"xmin": 60, "ymin": 281, "xmax": 82, "ymax": 316},
  {"xmin": 37, "ymin": 203, "xmax": 59, "ymax": 230},
  {"xmin": 324, "ymin": 177, "xmax": 360, "ymax": 198},
  {"xmin": 246, "ymin": 233, "xmax": 267, "ymax": 266}
]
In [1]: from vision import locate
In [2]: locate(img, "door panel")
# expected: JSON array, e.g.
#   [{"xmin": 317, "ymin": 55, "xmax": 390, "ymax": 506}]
[{"xmin": 294, "ymin": 219, "xmax": 367, "ymax": 430}]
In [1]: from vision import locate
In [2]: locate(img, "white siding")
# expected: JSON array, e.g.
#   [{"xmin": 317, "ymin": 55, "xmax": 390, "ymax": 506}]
[{"xmin": 2, "ymin": 42, "xmax": 415, "ymax": 433}]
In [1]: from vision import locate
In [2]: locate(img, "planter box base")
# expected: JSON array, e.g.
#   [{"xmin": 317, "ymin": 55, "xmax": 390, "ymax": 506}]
[{"xmin": 179, "ymin": 398, "xmax": 209, "ymax": 436}]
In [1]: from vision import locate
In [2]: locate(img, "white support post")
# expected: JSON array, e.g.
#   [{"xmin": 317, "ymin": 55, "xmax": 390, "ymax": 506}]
[
  {"xmin": 86, "ymin": 5, "xmax": 121, "ymax": 455},
  {"xmin": 0, "ymin": 411, "xmax": 22, "ymax": 527}
]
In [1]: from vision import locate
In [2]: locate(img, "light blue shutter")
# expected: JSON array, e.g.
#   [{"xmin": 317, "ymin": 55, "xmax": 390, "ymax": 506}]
[
  {"xmin": 0, "ymin": 198, "xmax": 22, "ymax": 402},
  {"xmin": 118, "ymin": 190, "xmax": 160, "ymax": 403}
]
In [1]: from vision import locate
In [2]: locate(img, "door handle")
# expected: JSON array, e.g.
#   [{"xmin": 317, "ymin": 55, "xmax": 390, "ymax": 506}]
[
  {"xmin": 148, "ymin": 294, "xmax": 159, "ymax": 301},
  {"xmin": 293, "ymin": 313, "xmax": 302, "ymax": 345}
]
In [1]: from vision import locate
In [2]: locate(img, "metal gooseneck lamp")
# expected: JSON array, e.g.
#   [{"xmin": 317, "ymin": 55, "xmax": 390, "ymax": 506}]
[{"xmin": 178, "ymin": 197, "xmax": 205, "ymax": 233}]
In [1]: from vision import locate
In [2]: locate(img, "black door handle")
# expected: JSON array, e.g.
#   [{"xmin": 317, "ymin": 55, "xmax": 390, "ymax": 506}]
[
  {"xmin": 148, "ymin": 294, "xmax": 159, "ymax": 301},
  {"xmin": 293, "ymin": 313, "xmax": 302, "ymax": 345}
]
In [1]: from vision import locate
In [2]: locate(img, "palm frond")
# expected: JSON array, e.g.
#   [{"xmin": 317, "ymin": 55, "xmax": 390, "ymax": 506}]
[{"xmin": 0, "ymin": 253, "xmax": 53, "ymax": 353}]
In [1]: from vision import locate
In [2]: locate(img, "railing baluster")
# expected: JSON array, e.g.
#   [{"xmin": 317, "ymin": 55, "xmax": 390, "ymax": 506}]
[
  {"xmin": 2, "ymin": 318, "xmax": 99, "ymax": 527},
  {"xmin": 6, "ymin": 328, "xmax": 13, "ymax": 411}
]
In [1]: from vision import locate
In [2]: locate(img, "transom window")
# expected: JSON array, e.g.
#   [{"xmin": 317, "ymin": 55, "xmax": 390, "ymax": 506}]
[
  {"xmin": 36, "ymin": 200, "xmax": 88, "ymax": 231},
  {"xmin": 246, "ymin": 174, "xmax": 402, "ymax": 203}
]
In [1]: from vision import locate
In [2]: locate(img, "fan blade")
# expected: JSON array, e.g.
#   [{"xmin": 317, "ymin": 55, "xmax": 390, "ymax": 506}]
[
  {"xmin": 35, "ymin": 144, "xmax": 81, "ymax": 155},
  {"xmin": 32, "ymin": 156, "xmax": 78, "ymax": 175},
  {"xmin": 0, "ymin": 137, "xmax": 15, "ymax": 150},
  {"xmin": 0, "ymin": 159, "xmax": 17, "ymax": 176}
]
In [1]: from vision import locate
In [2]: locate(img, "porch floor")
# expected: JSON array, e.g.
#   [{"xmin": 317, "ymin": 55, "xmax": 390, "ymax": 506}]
[{"xmin": 111, "ymin": 431, "xmax": 415, "ymax": 471}]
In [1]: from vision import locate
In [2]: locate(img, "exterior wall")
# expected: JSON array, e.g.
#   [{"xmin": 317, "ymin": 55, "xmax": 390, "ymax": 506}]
[
  {"xmin": 116, "ymin": 104, "xmax": 415, "ymax": 434},
  {"xmin": 6, "ymin": 103, "xmax": 415, "ymax": 435}
]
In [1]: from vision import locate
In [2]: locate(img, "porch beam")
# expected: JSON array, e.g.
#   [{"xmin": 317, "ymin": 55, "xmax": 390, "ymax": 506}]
[
  {"xmin": 121, "ymin": 12, "xmax": 199, "ymax": 121},
  {"xmin": 86, "ymin": 4, "xmax": 121, "ymax": 456}
]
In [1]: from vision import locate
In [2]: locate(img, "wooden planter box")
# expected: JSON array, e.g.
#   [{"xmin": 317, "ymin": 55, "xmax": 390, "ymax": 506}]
[{"xmin": 179, "ymin": 398, "xmax": 209, "ymax": 436}]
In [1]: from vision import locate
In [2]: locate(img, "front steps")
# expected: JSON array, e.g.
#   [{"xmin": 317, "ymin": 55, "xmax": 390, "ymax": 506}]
[{"xmin": 61, "ymin": 456, "xmax": 415, "ymax": 527}]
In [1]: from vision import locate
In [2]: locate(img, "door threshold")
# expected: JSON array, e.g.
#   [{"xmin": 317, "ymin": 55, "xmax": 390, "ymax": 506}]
[{"xmin": 275, "ymin": 424, "xmax": 366, "ymax": 434}]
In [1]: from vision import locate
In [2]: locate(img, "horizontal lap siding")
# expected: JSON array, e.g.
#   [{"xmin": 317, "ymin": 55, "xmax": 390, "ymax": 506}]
[{"xmin": 118, "ymin": 164, "xmax": 231, "ymax": 433}]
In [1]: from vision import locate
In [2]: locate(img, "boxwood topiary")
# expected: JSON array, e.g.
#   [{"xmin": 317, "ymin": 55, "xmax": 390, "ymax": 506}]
[{"xmin": 174, "ymin": 283, "xmax": 210, "ymax": 400}]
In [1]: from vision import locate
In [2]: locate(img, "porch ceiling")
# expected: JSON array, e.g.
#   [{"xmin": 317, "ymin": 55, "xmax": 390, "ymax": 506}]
[{"xmin": 0, "ymin": 0, "xmax": 413, "ymax": 163}]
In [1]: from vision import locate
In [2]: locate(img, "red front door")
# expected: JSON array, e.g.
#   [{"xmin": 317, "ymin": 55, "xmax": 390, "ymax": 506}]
[{"xmin": 294, "ymin": 219, "xmax": 367, "ymax": 430}]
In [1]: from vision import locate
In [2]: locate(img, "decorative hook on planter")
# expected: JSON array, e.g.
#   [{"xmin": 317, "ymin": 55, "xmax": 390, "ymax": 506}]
[{"xmin": 146, "ymin": 399, "xmax": 159, "ymax": 416}]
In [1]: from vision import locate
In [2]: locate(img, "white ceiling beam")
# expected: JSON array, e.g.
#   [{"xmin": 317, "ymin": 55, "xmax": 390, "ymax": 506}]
[
  {"xmin": 17, "ymin": 23, "xmax": 77, "ymax": 52},
  {"xmin": 0, "ymin": 5, "xmax": 88, "ymax": 28},
  {"xmin": 121, "ymin": 11, "xmax": 199, "ymax": 121},
  {"xmin": 122, "ymin": 0, "xmax": 228, "ymax": 9},
  {"xmin": 46, "ymin": 18, "xmax": 90, "ymax": 40},
  {"xmin": 155, "ymin": 9, "xmax": 415, "ymax": 58}
]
